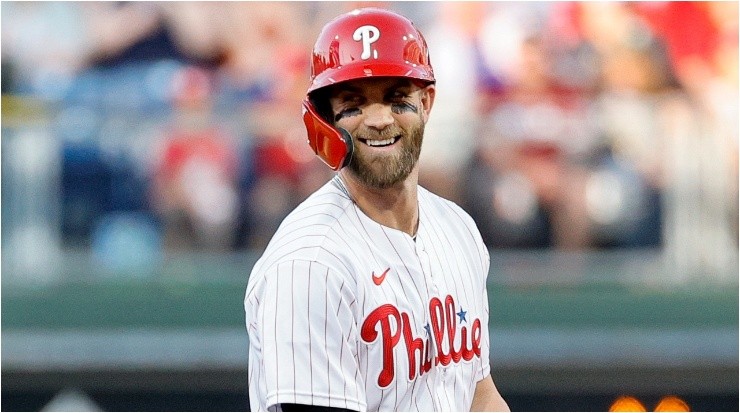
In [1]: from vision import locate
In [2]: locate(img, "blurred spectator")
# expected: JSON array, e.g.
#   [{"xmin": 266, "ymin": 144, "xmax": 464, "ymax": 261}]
[
  {"xmin": 229, "ymin": 6, "xmax": 334, "ymax": 249},
  {"xmin": 215, "ymin": 2, "xmax": 309, "ymax": 101},
  {"xmin": 632, "ymin": 2, "xmax": 736, "ymax": 101},
  {"xmin": 418, "ymin": 2, "xmax": 487, "ymax": 203},
  {"xmin": 82, "ymin": 2, "xmax": 224, "ymax": 69},
  {"xmin": 1, "ymin": 1, "xmax": 736, "ymax": 264},
  {"xmin": 466, "ymin": 4, "xmax": 601, "ymax": 249},
  {"xmin": 149, "ymin": 66, "xmax": 240, "ymax": 251},
  {"xmin": 560, "ymin": 2, "xmax": 671, "ymax": 249},
  {"xmin": 629, "ymin": 1, "xmax": 739, "ymax": 278}
]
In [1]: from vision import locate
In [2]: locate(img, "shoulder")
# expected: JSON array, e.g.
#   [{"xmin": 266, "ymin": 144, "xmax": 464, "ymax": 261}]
[
  {"xmin": 419, "ymin": 186, "xmax": 490, "ymax": 267},
  {"xmin": 276, "ymin": 178, "xmax": 354, "ymax": 237},
  {"xmin": 249, "ymin": 178, "xmax": 357, "ymax": 278},
  {"xmin": 419, "ymin": 186, "xmax": 480, "ymax": 235}
]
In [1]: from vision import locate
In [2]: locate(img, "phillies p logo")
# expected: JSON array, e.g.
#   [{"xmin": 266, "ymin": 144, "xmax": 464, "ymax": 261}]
[{"xmin": 353, "ymin": 25, "xmax": 380, "ymax": 59}]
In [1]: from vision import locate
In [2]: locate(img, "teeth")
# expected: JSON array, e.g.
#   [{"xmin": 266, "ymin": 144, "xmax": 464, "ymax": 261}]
[{"xmin": 366, "ymin": 137, "xmax": 396, "ymax": 147}]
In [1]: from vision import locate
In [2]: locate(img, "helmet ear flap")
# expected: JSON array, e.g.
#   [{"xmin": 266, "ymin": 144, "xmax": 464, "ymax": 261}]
[{"xmin": 302, "ymin": 99, "xmax": 354, "ymax": 171}]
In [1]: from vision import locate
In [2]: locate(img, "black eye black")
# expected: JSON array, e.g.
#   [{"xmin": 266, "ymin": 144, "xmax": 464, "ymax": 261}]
[
  {"xmin": 391, "ymin": 102, "xmax": 418, "ymax": 114},
  {"xmin": 335, "ymin": 108, "xmax": 361, "ymax": 122}
]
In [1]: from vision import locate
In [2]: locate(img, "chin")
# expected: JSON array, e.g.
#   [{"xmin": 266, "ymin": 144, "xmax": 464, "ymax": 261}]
[{"xmin": 350, "ymin": 157, "xmax": 418, "ymax": 189}]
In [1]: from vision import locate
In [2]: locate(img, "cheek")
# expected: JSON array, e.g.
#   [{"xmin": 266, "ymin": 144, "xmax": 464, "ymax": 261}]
[
  {"xmin": 335, "ymin": 116, "xmax": 362, "ymax": 133},
  {"xmin": 401, "ymin": 110, "xmax": 425, "ymax": 129}
]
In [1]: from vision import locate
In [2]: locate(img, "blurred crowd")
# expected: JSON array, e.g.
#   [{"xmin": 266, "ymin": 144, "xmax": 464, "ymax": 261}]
[{"xmin": 2, "ymin": 2, "xmax": 737, "ymax": 275}]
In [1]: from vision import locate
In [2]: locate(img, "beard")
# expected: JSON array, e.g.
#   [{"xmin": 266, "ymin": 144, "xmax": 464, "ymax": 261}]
[{"xmin": 347, "ymin": 118, "xmax": 425, "ymax": 189}]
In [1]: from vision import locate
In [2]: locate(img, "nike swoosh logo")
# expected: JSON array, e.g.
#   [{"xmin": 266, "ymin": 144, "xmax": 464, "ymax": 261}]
[{"xmin": 372, "ymin": 268, "xmax": 391, "ymax": 286}]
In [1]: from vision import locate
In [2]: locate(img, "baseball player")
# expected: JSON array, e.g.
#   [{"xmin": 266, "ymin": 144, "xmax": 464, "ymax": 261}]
[{"xmin": 244, "ymin": 8, "xmax": 509, "ymax": 412}]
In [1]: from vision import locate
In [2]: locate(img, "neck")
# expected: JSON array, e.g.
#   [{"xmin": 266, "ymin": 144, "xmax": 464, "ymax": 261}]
[{"xmin": 338, "ymin": 168, "xmax": 419, "ymax": 237}]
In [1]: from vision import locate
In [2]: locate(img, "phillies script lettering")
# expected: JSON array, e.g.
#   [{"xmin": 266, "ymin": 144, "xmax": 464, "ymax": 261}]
[{"xmin": 360, "ymin": 295, "xmax": 482, "ymax": 388}]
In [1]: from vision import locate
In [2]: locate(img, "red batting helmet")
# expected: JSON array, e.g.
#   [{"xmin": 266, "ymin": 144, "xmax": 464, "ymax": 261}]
[{"xmin": 302, "ymin": 8, "xmax": 435, "ymax": 171}]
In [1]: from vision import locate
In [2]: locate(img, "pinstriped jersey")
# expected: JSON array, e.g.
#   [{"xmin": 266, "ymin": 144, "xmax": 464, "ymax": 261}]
[{"xmin": 244, "ymin": 175, "xmax": 492, "ymax": 411}]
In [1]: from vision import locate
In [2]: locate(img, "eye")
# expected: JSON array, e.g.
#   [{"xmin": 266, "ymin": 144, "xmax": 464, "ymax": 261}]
[
  {"xmin": 388, "ymin": 90, "xmax": 409, "ymax": 102},
  {"xmin": 336, "ymin": 96, "xmax": 363, "ymax": 111},
  {"xmin": 330, "ymin": 92, "xmax": 365, "ymax": 122},
  {"xmin": 341, "ymin": 94, "xmax": 363, "ymax": 105}
]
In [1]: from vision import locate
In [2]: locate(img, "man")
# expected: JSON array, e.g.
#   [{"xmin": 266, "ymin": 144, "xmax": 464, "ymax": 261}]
[{"xmin": 244, "ymin": 8, "xmax": 509, "ymax": 412}]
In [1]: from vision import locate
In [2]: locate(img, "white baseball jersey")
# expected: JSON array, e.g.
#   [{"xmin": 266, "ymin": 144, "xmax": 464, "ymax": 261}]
[{"xmin": 244, "ymin": 175, "xmax": 492, "ymax": 411}]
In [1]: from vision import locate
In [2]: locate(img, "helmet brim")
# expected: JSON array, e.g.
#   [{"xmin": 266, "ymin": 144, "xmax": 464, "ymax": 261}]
[{"xmin": 307, "ymin": 61, "xmax": 434, "ymax": 94}]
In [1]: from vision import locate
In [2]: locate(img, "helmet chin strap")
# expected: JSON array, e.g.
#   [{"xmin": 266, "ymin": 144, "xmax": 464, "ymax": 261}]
[{"xmin": 303, "ymin": 99, "xmax": 354, "ymax": 171}]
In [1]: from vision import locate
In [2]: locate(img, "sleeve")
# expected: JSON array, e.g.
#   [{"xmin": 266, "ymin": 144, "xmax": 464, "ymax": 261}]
[{"xmin": 258, "ymin": 259, "xmax": 367, "ymax": 412}]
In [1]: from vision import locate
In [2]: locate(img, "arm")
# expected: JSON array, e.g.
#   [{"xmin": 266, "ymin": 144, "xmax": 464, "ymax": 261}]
[
  {"xmin": 256, "ymin": 260, "xmax": 366, "ymax": 411},
  {"xmin": 470, "ymin": 374, "xmax": 510, "ymax": 412}
]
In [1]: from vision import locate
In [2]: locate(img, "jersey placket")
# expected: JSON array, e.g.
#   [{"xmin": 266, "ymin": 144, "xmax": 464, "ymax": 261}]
[{"xmin": 413, "ymin": 230, "xmax": 448, "ymax": 411}]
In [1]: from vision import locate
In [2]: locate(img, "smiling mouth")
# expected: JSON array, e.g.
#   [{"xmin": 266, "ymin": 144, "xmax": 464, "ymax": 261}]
[{"xmin": 360, "ymin": 136, "xmax": 401, "ymax": 148}]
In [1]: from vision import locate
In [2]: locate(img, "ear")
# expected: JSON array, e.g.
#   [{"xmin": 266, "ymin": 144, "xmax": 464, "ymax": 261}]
[{"xmin": 420, "ymin": 84, "xmax": 436, "ymax": 123}]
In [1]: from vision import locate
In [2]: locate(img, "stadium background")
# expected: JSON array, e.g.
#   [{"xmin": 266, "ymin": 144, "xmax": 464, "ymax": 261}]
[{"xmin": 1, "ymin": 1, "xmax": 737, "ymax": 411}]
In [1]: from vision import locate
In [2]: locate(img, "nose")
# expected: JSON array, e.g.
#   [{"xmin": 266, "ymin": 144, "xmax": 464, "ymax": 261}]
[{"xmin": 363, "ymin": 103, "xmax": 394, "ymax": 130}]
